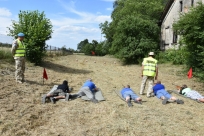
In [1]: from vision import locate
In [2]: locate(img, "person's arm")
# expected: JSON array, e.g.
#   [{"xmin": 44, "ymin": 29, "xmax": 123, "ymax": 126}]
[
  {"xmin": 155, "ymin": 66, "xmax": 158, "ymax": 80},
  {"xmin": 141, "ymin": 65, "xmax": 144, "ymax": 77},
  {"xmin": 11, "ymin": 40, "xmax": 18, "ymax": 56}
]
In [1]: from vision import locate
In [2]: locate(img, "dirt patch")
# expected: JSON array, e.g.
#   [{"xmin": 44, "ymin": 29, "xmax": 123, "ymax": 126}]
[{"xmin": 0, "ymin": 55, "xmax": 204, "ymax": 136}]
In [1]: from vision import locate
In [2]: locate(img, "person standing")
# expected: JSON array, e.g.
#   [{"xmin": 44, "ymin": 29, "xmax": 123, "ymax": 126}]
[
  {"xmin": 139, "ymin": 52, "xmax": 158, "ymax": 97},
  {"xmin": 11, "ymin": 33, "xmax": 26, "ymax": 83}
]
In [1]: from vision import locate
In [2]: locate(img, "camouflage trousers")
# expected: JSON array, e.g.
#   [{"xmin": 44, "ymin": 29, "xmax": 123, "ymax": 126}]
[
  {"xmin": 15, "ymin": 57, "xmax": 25, "ymax": 82},
  {"xmin": 139, "ymin": 76, "xmax": 154, "ymax": 97}
]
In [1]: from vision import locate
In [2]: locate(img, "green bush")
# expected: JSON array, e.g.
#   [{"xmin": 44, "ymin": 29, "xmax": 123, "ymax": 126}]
[
  {"xmin": 173, "ymin": 3, "xmax": 204, "ymax": 81},
  {"xmin": 156, "ymin": 47, "xmax": 188, "ymax": 65}
]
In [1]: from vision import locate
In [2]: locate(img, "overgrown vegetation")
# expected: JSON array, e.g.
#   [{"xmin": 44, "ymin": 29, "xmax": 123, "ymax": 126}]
[
  {"xmin": 173, "ymin": 3, "xmax": 204, "ymax": 80},
  {"xmin": 77, "ymin": 39, "xmax": 109, "ymax": 56},
  {"xmin": 7, "ymin": 10, "xmax": 53, "ymax": 65},
  {"xmin": 156, "ymin": 47, "xmax": 188, "ymax": 65}
]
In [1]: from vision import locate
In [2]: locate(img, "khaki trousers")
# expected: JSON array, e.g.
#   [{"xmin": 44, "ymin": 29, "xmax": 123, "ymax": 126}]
[
  {"xmin": 139, "ymin": 76, "xmax": 154, "ymax": 97},
  {"xmin": 15, "ymin": 57, "xmax": 25, "ymax": 81}
]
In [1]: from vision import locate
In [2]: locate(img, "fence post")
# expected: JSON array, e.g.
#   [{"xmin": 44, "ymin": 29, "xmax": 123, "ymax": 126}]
[{"xmin": 50, "ymin": 45, "xmax": 51, "ymax": 54}]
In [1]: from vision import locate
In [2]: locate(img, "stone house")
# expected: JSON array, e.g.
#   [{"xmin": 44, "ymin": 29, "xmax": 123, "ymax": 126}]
[{"xmin": 159, "ymin": 0, "xmax": 204, "ymax": 50}]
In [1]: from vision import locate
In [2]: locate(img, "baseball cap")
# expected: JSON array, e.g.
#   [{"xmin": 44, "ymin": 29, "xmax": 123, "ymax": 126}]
[
  {"xmin": 17, "ymin": 33, "xmax": 25, "ymax": 37},
  {"xmin": 149, "ymin": 52, "xmax": 154, "ymax": 56}
]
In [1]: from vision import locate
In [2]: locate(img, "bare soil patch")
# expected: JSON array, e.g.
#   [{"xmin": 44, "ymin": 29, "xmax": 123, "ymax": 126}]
[{"xmin": 0, "ymin": 55, "xmax": 204, "ymax": 136}]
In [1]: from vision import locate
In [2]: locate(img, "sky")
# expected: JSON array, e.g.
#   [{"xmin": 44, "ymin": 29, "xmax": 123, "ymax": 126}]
[{"xmin": 0, "ymin": 0, "xmax": 114, "ymax": 49}]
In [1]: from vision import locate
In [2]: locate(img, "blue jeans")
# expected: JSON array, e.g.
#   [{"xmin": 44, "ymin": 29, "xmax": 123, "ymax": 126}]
[
  {"xmin": 122, "ymin": 91, "xmax": 139, "ymax": 100},
  {"xmin": 156, "ymin": 89, "xmax": 171, "ymax": 99}
]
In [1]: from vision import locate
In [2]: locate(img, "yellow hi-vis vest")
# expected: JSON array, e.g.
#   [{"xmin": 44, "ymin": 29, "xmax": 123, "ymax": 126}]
[
  {"xmin": 14, "ymin": 39, "xmax": 25, "ymax": 57},
  {"xmin": 143, "ymin": 57, "xmax": 157, "ymax": 77}
]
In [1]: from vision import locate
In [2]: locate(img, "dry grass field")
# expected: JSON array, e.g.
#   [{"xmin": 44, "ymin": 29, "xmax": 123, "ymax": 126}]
[{"xmin": 0, "ymin": 55, "xmax": 204, "ymax": 136}]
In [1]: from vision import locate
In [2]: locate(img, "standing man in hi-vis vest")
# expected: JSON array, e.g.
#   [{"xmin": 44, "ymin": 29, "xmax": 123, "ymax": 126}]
[
  {"xmin": 139, "ymin": 52, "xmax": 158, "ymax": 97},
  {"xmin": 11, "ymin": 33, "xmax": 26, "ymax": 83}
]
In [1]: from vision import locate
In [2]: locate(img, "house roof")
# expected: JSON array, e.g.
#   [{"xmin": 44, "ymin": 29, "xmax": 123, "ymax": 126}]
[{"xmin": 158, "ymin": 0, "xmax": 175, "ymax": 26}]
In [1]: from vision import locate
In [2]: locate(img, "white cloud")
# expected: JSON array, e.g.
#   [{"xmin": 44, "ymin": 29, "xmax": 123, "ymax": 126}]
[
  {"xmin": 106, "ymin": 8, "xmax": 112, "ymax": 11},
  {"xmin": 0, "ymin": 8, "xmax": 12, "ymax": 17},
  {"xmin": 47, "ymin": 0, "xmax": 111, "ymax": 49},
  {"xmin": 0, "ymin": 17, "xmax": 12, "ymax": 34}
]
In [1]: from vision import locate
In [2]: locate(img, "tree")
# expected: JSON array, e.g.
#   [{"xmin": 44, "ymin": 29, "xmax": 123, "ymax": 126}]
[
  {"xmin": 7, "ymin": 10, "xmax": 53, "ymax": 65},
  {"xmin": 77, "ymin": 39, "xmax": 89, "ymax": 52},
  {"xmin": 100, "ymin": 0, "xmax": 165, "ymax": 64},
  {"xmin": 173, "ymin": 3, "xmax": 204, "ymax": 80}
]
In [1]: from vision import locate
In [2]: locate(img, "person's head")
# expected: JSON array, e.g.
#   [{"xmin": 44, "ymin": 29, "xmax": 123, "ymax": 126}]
[
  {"xmin": 180, "ymin": 84, "xmax": 187, "ymax": 90},
  {"xmin": 62, "ymin": 80, "xmax": 68, "ymax": 85},
  {"xmin": 17, "ymin": 33, "xmax": 25, "ymax": 41},
  {"xmin": 148, "ymin": 52, "xmax": 154, "ymax": 57},
  {"xmin": 125, "ymin": 85, "xmax": 130, "ymax": 88},
  {"xmin": 87, "ymin": 78, "xmax": 92, "ymax": 82},
  {"xmin": 154, "ymin": 80, "xmax": 161, "ymax": 86}
]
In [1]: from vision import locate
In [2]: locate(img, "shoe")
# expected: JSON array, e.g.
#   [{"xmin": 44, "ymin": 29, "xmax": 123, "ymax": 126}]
[
  {"xmin": 140, "ymin": 93, "xmax": 144, "ymax": 95},
  {"xmin": 50, "ymin": 97, "xmax": 56, "ymax": 104},
  {"xmin": 65, "ymin": 93, "xmax": 69, "ymax": 101},
  {"xmin": 134, "ymin": 100, "xmax": 142, "ymax": 105},
  {"xmin": 167, "ymin": 99, "xmax": 175, "ymax": 103},
  {"xmin": 16, "ymin": 80, "xmax": 23, "ymax": 84},
  {"xmin": 147, "ymin": 95, "xmax": 151, "ymax": 98},
  {"xmin": 42, "ymin": 94, "xmax": 47, "ymax": 104},
  {"xmin": 91, "ymin": 98, "xmax": 98, "ymax": 103},
  {"xmin": 127, "ymin": 100, "xmax": 133, "ymax": 107},
  {"xmin": 150, "ymin": 93, "xmax": 155, "ymax": 97},
  {"xmin": 176, "ymin": 99, "xmax": 184, "ymax": 104},
  {"xmin": 162, "ymin": 98, "xmax": 168, "ymax": 105},
  {"xmin": 70, "ymin": 94, "xmax": 80, "ymax": 99}
]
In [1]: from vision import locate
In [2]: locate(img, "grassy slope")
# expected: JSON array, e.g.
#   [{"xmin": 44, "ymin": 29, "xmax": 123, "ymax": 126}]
[{"xmin": 0, "ymin": 55, "xmax": 204, "ymax": 136}]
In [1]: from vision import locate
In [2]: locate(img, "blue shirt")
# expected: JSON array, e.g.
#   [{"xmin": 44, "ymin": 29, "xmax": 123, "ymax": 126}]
[
  {"xmin": 121, "ymin": 88, "xmax": 133, "ymax": 96},
  {"xmin": 153, "ymin": 84, "xmax": 165, "ymax": 94},
  {"xmin": 82, "ymin": 80, "xmax": 96, "ymax": 93}
]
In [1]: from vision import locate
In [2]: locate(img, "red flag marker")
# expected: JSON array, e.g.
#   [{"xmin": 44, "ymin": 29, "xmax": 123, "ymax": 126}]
[
  {"xmin": 43, "ymin": 68, "xmax": 48, "ymax": 80},
  {"xmin": 187, "ymin": 67, "xmax": 193, "ymax": 79}
]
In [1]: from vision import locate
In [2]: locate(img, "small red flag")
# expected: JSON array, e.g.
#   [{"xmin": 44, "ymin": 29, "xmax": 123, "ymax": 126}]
[
  {"xmin": 91, "ymin": 51, "xmax": 95, "ymax": 55},
  {"xmin": 187, "ymin": 67, "xmax": 193, "ymax": 79},
  {"xmin": 43, "ymin": 68, "xmax": 48, "ymax": 80}
]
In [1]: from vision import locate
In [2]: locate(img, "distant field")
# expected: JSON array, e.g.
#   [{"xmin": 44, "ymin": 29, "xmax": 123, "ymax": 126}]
[{"xmin": 0, "ymin": 55, "xmax": 204, "ymax": 136}]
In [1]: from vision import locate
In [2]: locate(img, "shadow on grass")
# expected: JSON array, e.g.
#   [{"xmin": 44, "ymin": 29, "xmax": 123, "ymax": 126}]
[{"xmin": 40, "ymin": 61, "xmax": 92, "ymax": 74}]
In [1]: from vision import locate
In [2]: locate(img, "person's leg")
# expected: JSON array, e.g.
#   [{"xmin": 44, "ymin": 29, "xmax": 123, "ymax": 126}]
[
  {"xmin": 198, "ymin": 98, "xmax": 204, "ymax": 102},
  {"xmin": 140, "ymin": 76, "xmax": 148, "ymax": 95},
  {"xmin": 21, "ymin": 58, "xmax": 25, "ymax": 82},
  {"xmin": 156, "ymin": 90, "xmax": 168, "ymax": 104},
  {"xmin": 77, "ymin": 88, "xmax": 87, "ymax": 97},
  {"xmin": 130, "ymin": 92, "xmax": 142, "ymax": 104},
  {"xmin": 169, "ymin": 96, "xmax": 184, "ymax": 104},
  {"xmin": 147, "ymin": 76, "xmax": 154, "ymax": 97},
  {"xmin": 51, "ymin": 91, "xmax": 67, "ymax": 103},
  {"xmin": 15, "ymin": 58, "xmax": 23, "ymax": 83},
  {"xmin": 80, "ymin": 87, "xmax": 98, "ymax": 103},
  {"xmin": 123, "ymin": 92, "xmax": 132, "ymax": 107}
]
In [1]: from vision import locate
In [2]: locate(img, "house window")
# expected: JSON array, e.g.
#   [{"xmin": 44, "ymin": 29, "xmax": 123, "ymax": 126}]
[
  {"xmin": 180, "ymin": 1, "xmax": 183, "ymax": 12},
  {"xmin": 173, "ymin": 31, "xmax": 178, "ymax": 43},
  {"xmin": 191, "ymin": 0, "xmax": 194, "ymax": 7}
]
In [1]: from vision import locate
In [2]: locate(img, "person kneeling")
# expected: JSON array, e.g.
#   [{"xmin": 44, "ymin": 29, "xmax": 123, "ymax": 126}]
[
  {"xmin": 42, "ymin": 80, "xmax": 70, "ymax": 104},
  {"xmin": 120, "ymin": 85, "xmax": 142, "ymax": 107},
  {"xmin": 153, "ymin": 81, "xmax": 184, "ymax": 105}
]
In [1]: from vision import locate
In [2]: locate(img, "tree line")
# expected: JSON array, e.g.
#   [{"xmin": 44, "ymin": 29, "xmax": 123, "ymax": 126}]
[{"xmin": 78, "ymin": 0, "xmax": 168, "ymax": 63}]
